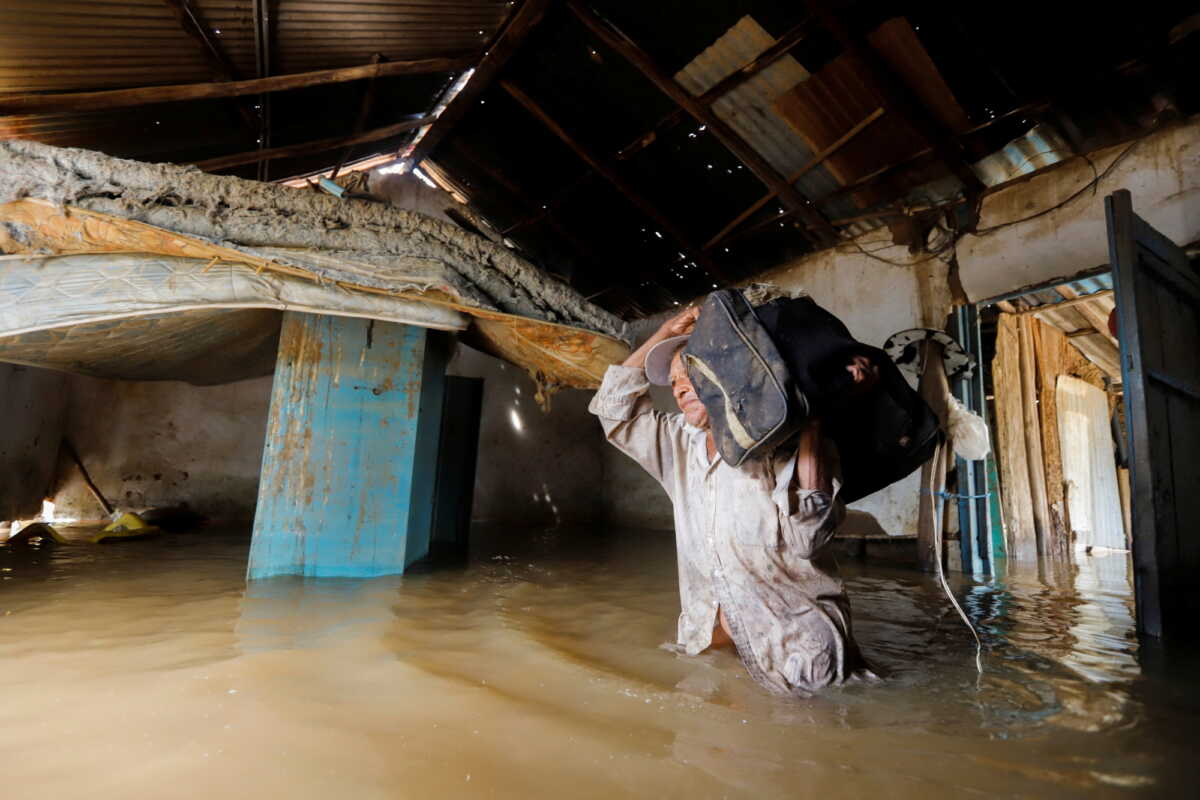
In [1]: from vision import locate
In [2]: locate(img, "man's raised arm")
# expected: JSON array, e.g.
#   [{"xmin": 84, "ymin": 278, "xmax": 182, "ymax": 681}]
[{"xmin": 587, "ymin": 307, "xmax": 698, "ymax": 492}]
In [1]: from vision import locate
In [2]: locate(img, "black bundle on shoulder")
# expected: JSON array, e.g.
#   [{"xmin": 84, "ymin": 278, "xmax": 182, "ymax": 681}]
[{"xmin": 682, "ymin": 288, "xmax": 941, "ymax": 503}]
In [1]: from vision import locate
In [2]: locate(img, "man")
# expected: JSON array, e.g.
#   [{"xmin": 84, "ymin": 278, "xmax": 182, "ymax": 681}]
[{"xmin": 588, "ymin": 304, "xmax": 873, "ymax": 694}]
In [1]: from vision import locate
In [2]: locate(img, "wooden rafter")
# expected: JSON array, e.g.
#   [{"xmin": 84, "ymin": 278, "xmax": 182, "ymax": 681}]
[
  {"xmin": 160, "ymin": 0, "xmax": 243, "ymax": 82},
  {"xmin": 252, "ymin": 0, "xmax": 275, "ymax": 181},
  {"xmin": 500, "ymin": 79, "xmax": 726, "ymax": 284},
  {"xmin": 403, "ymin": 0, "xmax": 552, "ymax": 168},
  {"xmin": 447, "ymin": 139, "xmax": 660, "ymax": 312},
  {"xmin": 800, "ymin": 1, "xmax": 986, "ymax": 201},
  {"xmin": 704, "ymin": 107, "xmax": 885, "ymax": 249},
  {"xmin": 195, "ymin": 115, "xmax": 434, "ymax": 171},
  {"xmin": 615, "ymin": 17, "xmax": 814, "ymax": 163},
  {"xmin": 0, "ymin": 58, "xmax": 471, "ymax": 115},
  {"xmin": 568, "ymin": 0, "xmax": 839, "ymax": 247},
  {"xmin": 331, "ymin": 53, "xmax": 386, "ymax": 179},
  {"xmin": 159, "ymin": 0, "xmax": 257, "ymax": 132},
  {"xmin": 1025, "ymin": 289, "xmax": 1115, "ymax": 316}
]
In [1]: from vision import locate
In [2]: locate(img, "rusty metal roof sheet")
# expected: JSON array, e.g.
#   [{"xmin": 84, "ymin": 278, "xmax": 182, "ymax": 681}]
[{"xmin": 673, "ymin": 15, "xmax": 868, "ymax": 235}]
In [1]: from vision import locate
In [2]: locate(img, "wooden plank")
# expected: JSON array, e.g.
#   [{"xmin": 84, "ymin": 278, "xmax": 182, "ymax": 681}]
[
  {"xmin": 567, "ymin": 0, "xmax": 838, "ymax": 244},
  {"xmin": 248, "ymin": 313, "xmax": 449, "ymax": 579},
  {"xmin": 0, "ymin": 57, "xmax": 470, "ymax": 115},
  {"xmin": 1018, "ymin": 314, "xmax": 1053, "ymax": 555},
  {"xmin": 500, "ymin": 79, "xmax": 727, "ymax": 282},
  {"xmin": 992, "ymin": 313, "xmax": 1037, "ymax": 560},
  {"xmin": 1031, "ymin": 319, "xmax": 1070, "ymax": 561},
  {"xmin": 194, "ymin": 115, "xmax": 434, "ymax": 171},
  {"xmin": 403, "ymin": 0, "xmax": 552, "ymax": 167}
]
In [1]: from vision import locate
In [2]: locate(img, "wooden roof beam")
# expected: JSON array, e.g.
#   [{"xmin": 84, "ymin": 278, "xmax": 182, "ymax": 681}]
[
  {"xmin": 615, "ymin": 17, "xmax": 815, "ymax": 162},
  {"xmin": 704, "ymin": 107, "xmax": 885, "ymax": 250},
  {"xmin": 445, "ymin": 140, "xmax": 665, "ymax": 311},
  {"xmin": 161, "ymin": 0, "xmax": 243, "ymax": 82},
  {"xmin": 160, "ymin": 0, "xmax": 258, "ymax": 132},
  {"xmin": 194, "ymin": 115, "xmax": 434, "ymax": 172},
  {"xmin": 402, "ymin": 0, "xmax": 552, "ymax": 168},
  {"xmin": 568, "ymin": 0, "xmax": 839, "ymax": 247},
  {"xmin": 800, "ymin": 1, "xmax": 986, "ymax": 205},
  {"xmin": 500, "ymin": 79, "xmax": 727, "ymax": 285},
  {"xmin": 0, "ymin": 58, "xmax": 471, "ymax": 115}
]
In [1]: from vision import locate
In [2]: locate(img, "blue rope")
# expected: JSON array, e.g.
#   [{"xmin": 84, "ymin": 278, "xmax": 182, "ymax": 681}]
[{"xmin": 922, "ymin": 489, "xmax": 991, "ymax": 501}]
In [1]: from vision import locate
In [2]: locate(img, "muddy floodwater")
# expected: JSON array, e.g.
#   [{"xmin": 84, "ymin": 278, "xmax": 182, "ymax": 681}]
[{"xmin": 1, "ymin": 524, "xmax": 1196, "ymax": 798}]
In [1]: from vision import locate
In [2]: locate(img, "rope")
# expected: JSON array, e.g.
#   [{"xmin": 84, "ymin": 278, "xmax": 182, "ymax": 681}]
[
  {"xmin": 923, "ymin": 489, "xmax": 991, "ymax": 501},
  {"xmin": 928, "ymin": 439, "xmax": 984, "ymax": 675}
]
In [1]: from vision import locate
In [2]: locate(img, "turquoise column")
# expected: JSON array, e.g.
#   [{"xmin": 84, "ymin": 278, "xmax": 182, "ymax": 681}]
[{"xmin": 248, "ymin": 312, "xmax": 449, "ymax": 579}]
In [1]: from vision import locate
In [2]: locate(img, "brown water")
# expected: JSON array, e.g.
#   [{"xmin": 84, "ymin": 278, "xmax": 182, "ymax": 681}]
[{"xmin": 1, "ymin": 525, "xmax": 1196, "ymax": 799}]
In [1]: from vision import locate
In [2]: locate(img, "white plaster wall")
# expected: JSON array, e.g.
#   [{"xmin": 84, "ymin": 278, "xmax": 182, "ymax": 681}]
[{"xmin": 959, "ymin": 118, "xmax": 1200, "ymax": 301}]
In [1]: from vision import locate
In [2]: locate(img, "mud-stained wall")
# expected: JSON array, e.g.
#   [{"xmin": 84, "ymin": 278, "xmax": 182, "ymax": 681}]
[
  {"xmin": 50, "ymin": 373, "xmax": 273, "ymax": 522},
  {"xmin": 447, "ymin": 344, "xmax": 607, "ymax": 527},
  {"xmin": 37, "ymin": 340, "xmax": 611, "ymax": 529},
  {"xmin": 0, "ymin": 363, "xmax": 68, "ymax": 523}
]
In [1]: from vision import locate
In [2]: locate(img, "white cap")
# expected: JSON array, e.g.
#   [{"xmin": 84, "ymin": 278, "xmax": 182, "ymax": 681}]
[{"xmin": 644, "ymin": 335, "xmax": 689, "ymax": 386}]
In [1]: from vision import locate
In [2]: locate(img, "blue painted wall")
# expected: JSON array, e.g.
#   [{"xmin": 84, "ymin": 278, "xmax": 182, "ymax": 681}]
[{"xmin": 248, "ymin": 312, "xmax": 448, "ymax": 579}]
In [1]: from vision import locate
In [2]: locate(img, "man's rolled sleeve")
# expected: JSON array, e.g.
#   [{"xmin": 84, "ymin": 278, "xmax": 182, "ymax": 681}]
[{"xmin": 588, "ymin": 364, "xmax": 652, "ymax": 420}]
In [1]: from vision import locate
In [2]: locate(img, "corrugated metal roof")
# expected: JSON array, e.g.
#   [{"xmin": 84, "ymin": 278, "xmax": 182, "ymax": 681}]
[
  {"xmin": 973, "ymin": 123, "xmax": 1073, "ymax": 187},
  {"xmin": 273, "ymin": 0, "xmax": 509, "ymax": 73},
  {"xmin": 673, "ymin": 15, "xmax": 870, "ymax": 236},
  {"xmin": 1018, "ymin": 274, "xmax": 1113, "ymax": 309},
  {"xmin": 0, "ymin": 0, "xmax": 214, "ymax": 92}
]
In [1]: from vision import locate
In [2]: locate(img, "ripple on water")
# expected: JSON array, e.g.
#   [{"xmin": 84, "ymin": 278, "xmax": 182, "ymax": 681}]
[{"xmin": 0, "ymin": 525, "xmax": 1194, "ymax": 799}]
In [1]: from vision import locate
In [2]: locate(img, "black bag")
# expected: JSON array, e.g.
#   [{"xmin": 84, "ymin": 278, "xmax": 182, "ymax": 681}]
[{"xmin": 682, "ymin": 289, "xmax": 942, "ymax": 503}]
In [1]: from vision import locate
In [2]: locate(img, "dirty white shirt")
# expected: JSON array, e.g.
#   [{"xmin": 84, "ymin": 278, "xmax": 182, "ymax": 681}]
[{"xmin": 589, "ymin": 364, "xmax": 865, "ymax": 694}]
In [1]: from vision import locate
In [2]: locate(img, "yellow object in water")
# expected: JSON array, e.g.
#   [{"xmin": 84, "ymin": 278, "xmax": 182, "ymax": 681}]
[
  {"xmin": 4, "ymin": 522, "xmax": 68, "ymax": 545},
  {"xmin": 92, "ymin": 513, "xmax": 162, "ymax": 544}
]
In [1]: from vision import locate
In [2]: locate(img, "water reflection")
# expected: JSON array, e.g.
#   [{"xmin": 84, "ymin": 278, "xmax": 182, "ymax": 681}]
[{"xmin": 1, "ymin": 523, "xmax": 1192, "ymax": 798}]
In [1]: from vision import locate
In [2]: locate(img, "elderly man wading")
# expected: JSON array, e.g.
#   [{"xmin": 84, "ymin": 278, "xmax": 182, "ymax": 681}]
[{"xmin": 589, "ymin": 305, "xmax": 875, "ymax": 695}]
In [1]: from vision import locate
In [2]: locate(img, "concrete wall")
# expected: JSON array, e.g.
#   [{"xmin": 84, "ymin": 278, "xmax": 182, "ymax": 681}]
[
  {"xmin": 51, "ymin": 373, "xmax": 273, "ymax": 522},
  {"xmin": 447, "ymin": 344, "xmax": 608, "ymax": 526},
  {"xmin": 0, "ymin": 363, "xmax": 68, "ymax": 522},
  {"xmin": 36, "ymin": 339, "xmax": 613, "ymax": 529},
  {"xmin": 959, "ymin": 118, "xmax": 1200, "ymax": 300}
]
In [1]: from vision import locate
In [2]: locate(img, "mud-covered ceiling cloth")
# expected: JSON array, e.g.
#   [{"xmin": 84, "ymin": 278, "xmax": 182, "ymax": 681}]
[{"xmin": 0, "ymin": 140, "xmax": 628, "ymax": 343}]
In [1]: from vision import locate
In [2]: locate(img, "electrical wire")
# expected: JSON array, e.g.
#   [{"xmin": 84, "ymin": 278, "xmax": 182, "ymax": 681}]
[{"xmin": 847, "ymin": 130, "xmax": 1148, "ymax": 269}]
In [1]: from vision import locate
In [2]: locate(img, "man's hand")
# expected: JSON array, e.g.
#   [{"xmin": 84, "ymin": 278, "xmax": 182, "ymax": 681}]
[
  {"xmin": 658, "ymin": 305, "xmax": 700, "ymax": 339},
  {"xmin": 622, "ymin": 305, "xmax": 700, "ymax": 368}
]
